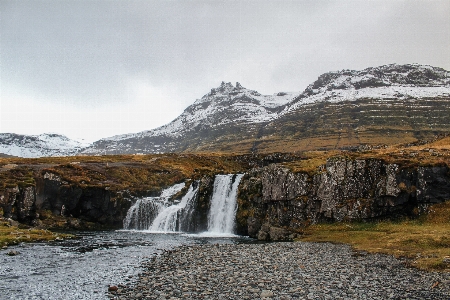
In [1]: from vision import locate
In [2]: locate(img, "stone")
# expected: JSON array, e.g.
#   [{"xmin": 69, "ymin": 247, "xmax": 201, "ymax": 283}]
[
  {"xmin": 257, "ymin": 230, "xmax": 269, "ymax": 241},
  {"xmin": 238, "ymin": 158, "xmax": 450, "ymax": 238},
  {"xmin": 7, "ymin": 250, "xmax": 19, "ymax": 256},
  {"xmin": 269, "ymin": 226, "xmax": 291, "ymax": 241},
  {"xmin": 108, "ymin": 286, "xmax": 118, "ymax": 292},
  {"xmin": 260, "ymin": 290, "xmax": 274, "ymax": 298}
]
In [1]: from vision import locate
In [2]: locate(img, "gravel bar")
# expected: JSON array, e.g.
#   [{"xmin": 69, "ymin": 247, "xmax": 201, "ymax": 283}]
[{"xmin": 113, "ymin": 242, "xmax": 450, "ymax": 299}]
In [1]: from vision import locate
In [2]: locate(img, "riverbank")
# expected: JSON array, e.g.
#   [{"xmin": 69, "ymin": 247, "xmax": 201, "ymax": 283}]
[
  {"xmin": 113, "ymin": 242, "xmax": 450, "ymax": 300},
  {"xmin": 0, "ymin": 218, "xmax": 72, "ymax": 248},
  {"xmin": 298, "ymin": 201, "xmax": 450, "ymax": 272}
]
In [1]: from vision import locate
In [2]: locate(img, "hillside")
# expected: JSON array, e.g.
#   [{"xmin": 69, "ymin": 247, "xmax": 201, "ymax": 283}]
[
  {"xmin": 81, "ymin": 82, "xmax": 300, "ymax": 155},
  {"xmin": 83, "ymin": 64, "xmax": 450, "ymax": 155},
  {"xmin": 1, "ymin": 136, "xmax": 449, "ymax": 270}
]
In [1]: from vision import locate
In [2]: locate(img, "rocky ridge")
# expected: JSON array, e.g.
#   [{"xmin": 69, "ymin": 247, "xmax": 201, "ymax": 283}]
[
  {"xmin": 82, "ymin": 81, "xmax": 300, "ymax": 155},
  {"xmin": 237, "ymin": 157, "xmax": 450, "ymax": 240},
  {"xmin": 286, "ymin": 63, "xmax": 450, "ymax": 112}
]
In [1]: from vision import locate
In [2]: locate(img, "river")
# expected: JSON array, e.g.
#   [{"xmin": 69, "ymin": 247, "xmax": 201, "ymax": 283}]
[{"xmin": 0, "ymin": 231, "xmax": 251, "ymax": 299}]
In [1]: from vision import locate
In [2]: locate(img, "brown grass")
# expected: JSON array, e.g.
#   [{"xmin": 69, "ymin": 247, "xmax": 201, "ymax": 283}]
[
  {"xmin": 0, "ymin": 219, "xmax": 73, "ymax": 247},
  {"xmin": 298, "ymin": 201, "xmax": 450, "ymax": 271},
  {"xmin": 0, "ymin": 153, "xmax": 247, "ymax": 194}
]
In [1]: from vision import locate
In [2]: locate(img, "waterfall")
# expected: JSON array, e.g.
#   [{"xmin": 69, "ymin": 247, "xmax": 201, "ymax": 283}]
[
  {"xmin": 123, "ymin": 183, "xmax": 185, "ymax": 230},
  {"xmin": 207, "ymin": 174, "xmax": 244, "ymax": 235},
  {"xmin": 149, "ymin": 184, "xmax": 199, "ymax": 232},
  {"xmin": 123, "ymin": 174, "xmax": 244, "ymax": 235}
]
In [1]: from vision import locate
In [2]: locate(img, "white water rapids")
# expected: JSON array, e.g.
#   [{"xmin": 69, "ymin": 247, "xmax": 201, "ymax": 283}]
[
  {"xmin": 149, "ymin": 183, "xmax": 198, "ymax": 232},
  {"xmin": 123, "ymin": 183, "xmax": 185, "ymax": 230}
]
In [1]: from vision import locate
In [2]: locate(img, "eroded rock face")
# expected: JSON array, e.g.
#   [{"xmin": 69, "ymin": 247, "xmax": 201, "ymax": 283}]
[
  {"xmin": 237, "ymin": 158, "xmax": 450, "ymax": 241},
  {"xmin": 0, "ymin": 171, "xmax": 133, "ymax": 228}
]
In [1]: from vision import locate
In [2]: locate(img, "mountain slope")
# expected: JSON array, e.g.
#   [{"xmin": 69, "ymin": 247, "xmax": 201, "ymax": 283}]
[
  {"xmin": 83, "ymin": 64, "xmax": 450, "ymax": 155},
  {"xmin": 254, "ymin": 64, "xmax": 450, "ymax": 152},
  {"xmin": 82, "ymin": 82, "xmax": 300, "ymax": 154},
  {"xmin": 0, "ymin": 133, "xmax": 86, "ymax": 158}
]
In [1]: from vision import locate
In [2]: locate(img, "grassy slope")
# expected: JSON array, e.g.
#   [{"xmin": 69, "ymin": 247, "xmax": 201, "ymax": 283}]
[
  {"xmin": 184, "ymin": 98, "xmax": 450, "ymax": 154},
  {"xmin": 0, "ymin": 153, "xmax": 248, "ymax": 194}
]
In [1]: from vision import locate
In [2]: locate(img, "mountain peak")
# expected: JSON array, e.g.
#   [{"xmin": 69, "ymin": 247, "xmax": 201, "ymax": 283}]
[
  {"xmin": 211, "ymin": 81, "xmax": 235, "ymax": 94},
  {"xmin": 4, "ymin": 63, "xmax": 449, "ymax": 157}
]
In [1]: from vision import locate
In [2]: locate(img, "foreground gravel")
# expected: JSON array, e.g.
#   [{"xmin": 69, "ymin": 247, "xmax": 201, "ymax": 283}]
[{"xmin": 112, "ymin": 242, "xmax": 450, "ymax": 300}]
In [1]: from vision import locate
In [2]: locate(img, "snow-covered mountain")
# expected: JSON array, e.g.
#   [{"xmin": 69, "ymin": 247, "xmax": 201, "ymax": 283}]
[
  {"xmin": 2, "ymin": 64, "xmax": 450, "ymax": 157},
  {"xmin": 0, "ymin": 133, "xmax": 87, "ymax": 158},
  {"xmin": 285, "ymin": 64, "xmax": 450, "ymax": 112},
  {"xmin": 83, "ymin": 63, "xmax": 450, "ymax": 155},
  {"xmin": 82, "ymin": 82, "xmax": 300, "ymax": 154}
]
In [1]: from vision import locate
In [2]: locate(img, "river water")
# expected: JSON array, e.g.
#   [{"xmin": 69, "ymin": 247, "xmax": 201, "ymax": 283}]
[{"xmin": 0, "ymin": 231, "xmax": 252, "ymax": 300}]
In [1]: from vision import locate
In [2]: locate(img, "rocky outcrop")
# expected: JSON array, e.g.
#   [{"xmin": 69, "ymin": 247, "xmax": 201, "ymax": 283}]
[
  {"xmin": 0, "ymin": 185, "xmax": 37, "ymax": 223},
  {"xmin": 34, "ymin": 171, "xmax": 132, "ymax": 227},
  {"xmin": 0, "ymin": 171, "xmax": 133, "ymax": 229},
  {"xmin": 237, "ymin": 158, "xmax": 450, "ymax": 240},
  {"xmin": 2, "ymin": 156, "xmax": 449, "ymax": 235},
  {"xmin": 184, "ymin": 176, "xmax": 214, "ymax": 232}
]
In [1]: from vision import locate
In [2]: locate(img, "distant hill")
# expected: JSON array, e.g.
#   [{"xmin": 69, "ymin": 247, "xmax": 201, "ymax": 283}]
[{"xmin": 0, "ymin": 133, "xmax": 86, "ymax": 158}]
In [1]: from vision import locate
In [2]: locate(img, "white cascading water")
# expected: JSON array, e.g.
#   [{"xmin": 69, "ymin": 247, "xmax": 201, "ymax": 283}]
[
  {"xmin": 149, "ymin": 183, "xmax": 199, "ymax": 232},
  {"xmin": 207, "ymin": 174, "xmax": 244, "ymax": 235},
  {"xmin": 123, "ymin": 183, "xmax": 185, "ymax": 230}
]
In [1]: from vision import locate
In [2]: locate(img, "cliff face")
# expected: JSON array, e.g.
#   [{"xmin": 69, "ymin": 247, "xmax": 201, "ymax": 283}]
[
  {"xmin": 0, "ymin": 171, "xmax": 133, "ymax": 229},
  {"xmin": 0, "ymin": 186, "xmax": 36, "ymax": 224},
  {"xmin": 237, "ymin": 158, "xmax": 450, "ymax": 240}
]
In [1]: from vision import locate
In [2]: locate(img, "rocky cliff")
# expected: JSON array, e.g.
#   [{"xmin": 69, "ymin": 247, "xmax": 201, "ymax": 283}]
[
  {"xmin": 0, "ymin": 171, "xmax": 132, "ymax": 229},
  {"xmin": 237, "ymin": 157, "xmax": 450, "ymax": 240}
]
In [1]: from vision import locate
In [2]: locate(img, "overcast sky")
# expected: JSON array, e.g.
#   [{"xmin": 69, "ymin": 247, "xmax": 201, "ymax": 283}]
[{"xmin": 1, "ymin": 0, "xmax": 449, "ymax": 143}]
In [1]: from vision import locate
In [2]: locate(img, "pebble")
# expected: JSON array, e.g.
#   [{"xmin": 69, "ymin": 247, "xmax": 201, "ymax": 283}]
[
  {"xmin": 6, "ymin": 250, "xmax": 19, "ymax": 256},
  {"xmin": 115, "ymin": 242, "xmax": 450, "ymax": 299}
]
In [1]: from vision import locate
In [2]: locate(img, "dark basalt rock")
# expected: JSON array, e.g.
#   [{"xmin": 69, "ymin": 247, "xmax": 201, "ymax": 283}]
[
  {"xmin": 1, "ymin": 171, "xmax": 133, "ymax": 229},
  {"xmin": 237, "ymin": 158, "xmax": 450, "ymax": 241}
]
